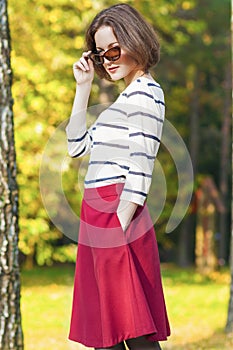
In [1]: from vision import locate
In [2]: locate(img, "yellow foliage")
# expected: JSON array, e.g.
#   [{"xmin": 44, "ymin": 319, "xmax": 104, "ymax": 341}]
[
  {"xmin": 182, "ymin": 1, "xmax": 194, "ymax": 10},
  {"xmin": 8, "ymin": 0, "xmax": 231, "ymax": 266}
]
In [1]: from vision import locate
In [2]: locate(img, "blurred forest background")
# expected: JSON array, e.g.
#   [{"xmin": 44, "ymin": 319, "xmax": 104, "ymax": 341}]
[{"xmin": 8, "ymin": 0, "xmax": 231, "ymax": 270}]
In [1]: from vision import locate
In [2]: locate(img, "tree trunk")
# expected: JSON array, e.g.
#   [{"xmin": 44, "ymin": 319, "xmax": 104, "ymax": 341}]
[
  {"xmin": 226, "ymin": 106, "xmax": 233, "ymax": 331},
  {"xmin": 219, "ymin": 63, "xmax": 232, "ymax": 265},
  {"xmin": 226, "ymin": 0, "xmax": 233, "ymax": 333},
  {"xmin": 178, "ymin": 69, "xmax": 199, "ymax": 267},
  {"xmin": 226, "ymin": 231, "xmax": 233, "ymax": 332},
  {"xmin": 0, "ymin": 0, "xmax": 24, "ymax": 348}
]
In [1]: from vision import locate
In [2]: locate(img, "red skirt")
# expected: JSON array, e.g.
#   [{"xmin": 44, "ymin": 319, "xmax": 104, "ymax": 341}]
[{"xmin": 69, "ymin": 183, "xmax": 170, "ymax": 348}]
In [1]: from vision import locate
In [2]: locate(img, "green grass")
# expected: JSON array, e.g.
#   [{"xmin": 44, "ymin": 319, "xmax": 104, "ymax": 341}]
[{"xmin": 20, "ymin": 264, "xmax": 233, "ymax": 350}]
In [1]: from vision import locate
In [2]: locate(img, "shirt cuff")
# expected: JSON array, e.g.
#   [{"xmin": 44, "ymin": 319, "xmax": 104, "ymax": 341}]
[{"xmin": 120, "ymin": 188, "xmax": 146, "ymax": 206}]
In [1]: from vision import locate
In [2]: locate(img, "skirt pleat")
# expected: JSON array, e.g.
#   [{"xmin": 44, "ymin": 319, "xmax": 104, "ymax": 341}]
[{"xmin": 69, "ymin": 183, "xmax": 170, "ymax": 348}]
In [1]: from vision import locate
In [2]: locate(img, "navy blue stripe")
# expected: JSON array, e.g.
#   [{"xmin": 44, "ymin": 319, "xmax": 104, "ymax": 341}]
[
  {"xmin": 147, "ymin": 82, "xmax": 162, "ymax": 89},
  {"xmin": 128, "ymin": 171, "xmax": 152, "ymax": 178},
  {"xmin": 154, "ymin": 98, "xmax": 165, "ymax": 107},
  {"xmin": 123, "ymin": 188, "xmax": 147, "ymax": 197},
  {"xmin": 96, "ymin": 122, "xmax": 128, "ymax": 130},
  {"xmin": 108, "ymin": 107, "xmax": 127, "ymax": 116},
  {"xmin": 130, "ymin": 152, "xmax": 155, "ymax": 160},
  {"xmin": 128, "ymin": 111, "xmax": 163, "ymax": 123},
  {"xmin": 126, "ymin": 91, "xmax": 153, "ymax": 99},
  {"xmin": 125, "ymin": 91, "xmax": 165, "ymax": 107},
  {"xmin": 68, "ymin": 131, "xmax": 87, "ymax": 142},
  {"xmin": 71, "ymin": 146, "xmax": 86, "ymax": 158},
  {"xmin": 85, "ymin": 175, "xmax": 125, "ymax": 185},
  {"xmin": 129, "ymin": 132, "xmax": 160, "ymax": 142},
  {"xmin": 93, "ymin": 141, "xmax": 129, "ymax": 149},
  {"xmin": 136, "ymin": 79, "xmax": 162, "ymax": 90},
  {"xmin": 89, "ymin": 161, "xmax": 129, "ymax": 170}
]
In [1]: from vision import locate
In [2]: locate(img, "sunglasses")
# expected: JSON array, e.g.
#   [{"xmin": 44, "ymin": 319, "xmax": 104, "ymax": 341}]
[{"xmin": 88, "ymin": 46, "xmax": 121, "ymax": 65}]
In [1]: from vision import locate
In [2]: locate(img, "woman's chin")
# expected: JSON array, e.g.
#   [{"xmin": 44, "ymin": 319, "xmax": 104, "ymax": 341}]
[{"xmin": 109, "ymin": 73, "xmax": 123, "ymax": 81}]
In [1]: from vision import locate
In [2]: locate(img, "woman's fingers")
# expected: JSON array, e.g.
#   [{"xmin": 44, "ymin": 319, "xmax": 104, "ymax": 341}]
[
  {"xmin": 72, "ymin": 51, "xmax": 94, "ymax": 84},
  {"xmin": 73, "ymin": 59, "xmax": 88, "ymax": 72},
  {"xmin": 74, "ymin": 51, "xmax": 92, "ymax": 72},
  {"xmin": 79, "ymin": 57, "xmax": 89, "ymax": 71}
]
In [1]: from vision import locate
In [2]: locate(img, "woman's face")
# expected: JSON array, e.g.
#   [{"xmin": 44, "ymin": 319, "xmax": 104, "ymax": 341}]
[{"xmin": 94, "ymin": 26, "xmax": 142, "ymax": 85}]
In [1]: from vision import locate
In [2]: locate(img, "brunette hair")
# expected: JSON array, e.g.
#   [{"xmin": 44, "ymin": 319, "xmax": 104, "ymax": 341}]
[{"xmin": 85, "ymin": 3, "xmax": 160, "ymax": 81}]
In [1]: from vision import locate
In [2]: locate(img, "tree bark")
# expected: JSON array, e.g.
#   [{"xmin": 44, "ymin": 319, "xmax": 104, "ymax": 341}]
[
  {"xmin": 226, "ymin": 0, "xmax": 233, "ymax": 333},
  {"xmin": 0, "ymin": 0, "xmax": 24, "ymax": 348},
  {"xmin": 226, "ymin": 231, "xmax": 233, "ymax": 332},
  {"xmin": 225, "ymin": 101, "xmax": 233, "ymax": 330},
  {"xmin": 178, "ymin": 69, "xmax": 199, "ymax": 267},
  {"xmin": 219, "ymin": 63, "xmax": 232, "ymax": 264}
]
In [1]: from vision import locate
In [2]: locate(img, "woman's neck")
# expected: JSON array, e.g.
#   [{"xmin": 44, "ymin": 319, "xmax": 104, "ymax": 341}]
[
  {"xmin": 124, "ymin": 70, "xmax": 145, "ymax": 86},
  {"xmin": 124, "ymin": 69, "xmax": 148, "ymax": 86}
]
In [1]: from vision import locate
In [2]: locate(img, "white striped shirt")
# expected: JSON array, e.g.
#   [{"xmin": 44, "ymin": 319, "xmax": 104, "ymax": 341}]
[{"xmin": 66, "ymin": 76, "xmax": 165, "ymax": 206}]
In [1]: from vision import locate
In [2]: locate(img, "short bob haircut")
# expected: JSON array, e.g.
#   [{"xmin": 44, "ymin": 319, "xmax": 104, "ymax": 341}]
[{"xmin": 85, "ymin": 4, "xmax": 160, "ymax": 81}]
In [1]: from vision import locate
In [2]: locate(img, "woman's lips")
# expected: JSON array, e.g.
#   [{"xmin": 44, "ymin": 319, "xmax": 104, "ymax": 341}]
[{"xmin": 108, "ymin": 66, "xmax": 119, "ymax": 73}]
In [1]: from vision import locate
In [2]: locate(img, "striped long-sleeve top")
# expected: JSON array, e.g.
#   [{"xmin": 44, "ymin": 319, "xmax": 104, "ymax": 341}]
[{"xmin": 66, "ymin": 76, "xmax": 165, "ymax": 206}]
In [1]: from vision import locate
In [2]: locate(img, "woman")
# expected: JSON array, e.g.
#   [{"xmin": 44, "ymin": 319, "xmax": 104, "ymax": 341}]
[{"xmin": 66, "ymin": 4, "xmax": 170, "ymax": 350}]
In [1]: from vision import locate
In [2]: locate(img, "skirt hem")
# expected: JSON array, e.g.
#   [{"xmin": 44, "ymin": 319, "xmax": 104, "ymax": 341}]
[{"xmin": 68, "ymin": 328, "xmax": 170, "ymax": 348}]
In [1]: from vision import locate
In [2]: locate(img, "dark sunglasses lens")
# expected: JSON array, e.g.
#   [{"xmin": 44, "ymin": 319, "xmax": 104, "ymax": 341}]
[
  {"xmin": 90, "ymin": 53, "xmax": 104, "ymax": 65},
  {"xmin": 89, "ymin": 47, "xmax": 121, "ymax": 65},
  {"xmin": 105, "ymin": 47, "xmax": 121, "ymax": 61}
]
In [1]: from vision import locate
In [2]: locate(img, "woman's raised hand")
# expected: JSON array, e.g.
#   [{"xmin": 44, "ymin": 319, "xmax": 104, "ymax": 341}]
[{"xmin": 73, "ymin": 51, "xmax": 94, "ymax": 85}]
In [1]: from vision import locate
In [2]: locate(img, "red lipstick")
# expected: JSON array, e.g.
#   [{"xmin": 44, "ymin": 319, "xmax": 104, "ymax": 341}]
[{"xmin": 108, "ymin": 66, "xmax": 119, "ymax": 73}]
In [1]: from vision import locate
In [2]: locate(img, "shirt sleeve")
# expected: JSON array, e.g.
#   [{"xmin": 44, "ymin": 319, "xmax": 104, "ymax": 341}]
[
  {"xmin": 120, "ymin": 83, "xmax": 165, "ymax": 206},
  {"xmin": 65, "ymin": 110, "xmax": 93, "ymax": 158}
]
